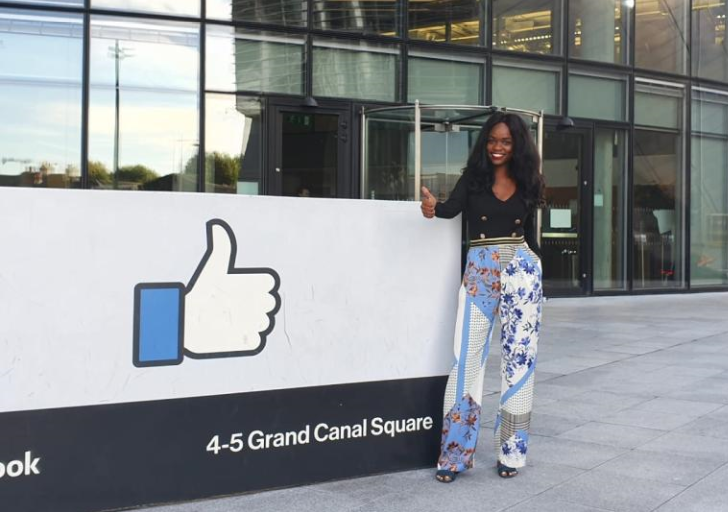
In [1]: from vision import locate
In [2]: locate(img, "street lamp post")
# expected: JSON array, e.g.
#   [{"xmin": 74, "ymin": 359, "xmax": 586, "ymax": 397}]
[{"xmin": 108, "ymin": 40, "xmax": 133, "ymax": 185}]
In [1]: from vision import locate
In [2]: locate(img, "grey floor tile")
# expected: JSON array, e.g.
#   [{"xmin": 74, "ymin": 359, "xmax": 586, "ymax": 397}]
[
  {"xmin": 599, "ymin": 408, "xmax": 696, "ymax": 431},
  {"xmin": 557, "ymin": 421, "xmax": 665, "ymax": 449},
  {"xmin": 538, "ymin": 470, "xmax": 685, "ymax": 512},
  {"xmin": 504, "ymin": 495, "xmax": 614, "ymax": 512},
  {"xmin": 594, "ymin": 450, "xmax": 725, "ymax": 487},
  {"xmin": 526, "ymin": 434, "xmax": 626, "ymax": 470},
  {"xmin": 637, "ymin": 397, "xmax": 724, "ymax": 417},
  {"xmin": 706, "ymin": 405, "xmax": 728, "ymax": 421},
  {"xmin": 637, "ymin": 432, "xmax": 728, "ymax": 462},
  {"xmin": 676, "ymin": 417, "xmax": 728, "ymax": 440},
  {"xmin": 530, "ymin": 413, "xmax": 591, "ymax": 437},
  {"xmin": 654, "ymin": 463, "xmax": 728, "ymax": 512},
  {"xmin": 598, "ymin": 344, "xmax": 661, "ymax": 355}
]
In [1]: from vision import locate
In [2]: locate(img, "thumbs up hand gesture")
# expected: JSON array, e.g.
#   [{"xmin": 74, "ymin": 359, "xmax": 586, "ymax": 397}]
[
  {"xmin": 184, "ymin": 221, "xmax": 280, "ymax": 357},
  {"xmin": 133, "ymin": 219, "xmax": 281, "ymax": 367},
  {"xmin": 420, "ymin": 186, "xmax": 437, "ymax": 219}
]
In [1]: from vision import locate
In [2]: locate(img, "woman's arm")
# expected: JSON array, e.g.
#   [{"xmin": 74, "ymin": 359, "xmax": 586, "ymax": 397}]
[
  {"xmin": 524, "ymin": 211, "xmax": 542, "ymax": 258},
  {"xmin": 434, "ymin": 174, "xmax": 469, "ymax": 219}
]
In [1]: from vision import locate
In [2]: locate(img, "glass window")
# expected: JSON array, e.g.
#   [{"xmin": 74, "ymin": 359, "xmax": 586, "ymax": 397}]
[
  {"xmin": 408, "ymin": 0, "xmax": 481, "ymax": 45},
  {"xmin": 408, "ymin": 52, "xmax": 482, "ymax": 105},
  {"xmin": 634, "ymin": 83, "xmax": 685, "ymax": 292},
  {"xmin": 569, "ymin": 72, "xmax": 627, "ymax": 121},
  {"xmin": 205, "ymin": 94, "xmax": 263, "ymax": 195},
  {"xmin": 0, "ymin": 10, "xmax": 82, "ymax": 189},
  {"xmin": 3, "ymin": 0, "xmax": 82, "ymax": 5},
  {"xmin": 207, "ymin": 0, "xmax": 307, "ymax": 27},
  {"xmin": 692, "ymin": 0, "xmax": 728, "ymax": 83},
  {"xmin": 492, "ymin": 60, "xmax": 560, "ymax": 114},
  {"xmin": 206, "ymin": 26, "xmax": 304, "ymax": 95},
  {"xmin": 92, "ymin": 0, "xmax": 200, "ymax": 17},
  {"xmin": 693, "ymin": 89, "xmax": 728, "ymax": 136},
  {"xmin": 691, "ymin": 89, "xmax": 728, "ymax": 287},
  {"xmin": 569, "ymin": 0, "xmax": 629, "ymax": 64},
  {"xmin": 593, "ymin": 129, "xmax": 627, "ymax": 290},
  {"xmin": 635, "ymin": 82, "xmax": 683, "ymax": 129},
  {"xmin": 493, "ymin": 0, "xmax": 562, "ymax": 55},
  {"xmin": 312, "ymin": 37, "xmax": 399, "ymax": 102},
  {"xmin": 313, "ymin": 0, "xmax": 398, "ymax": 36},
  {"xmin": 88, "ymin": 17, "xmax": 199, "ymax": 192},
  {"xmin": 635, "ymin": 0, "xmax": 688, "ymax": 75}
]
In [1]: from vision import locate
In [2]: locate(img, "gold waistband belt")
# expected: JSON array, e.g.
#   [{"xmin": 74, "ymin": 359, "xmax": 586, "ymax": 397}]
[{"xmin": 469, "ymin": 235, "xmax": 525, "ymax": 247}]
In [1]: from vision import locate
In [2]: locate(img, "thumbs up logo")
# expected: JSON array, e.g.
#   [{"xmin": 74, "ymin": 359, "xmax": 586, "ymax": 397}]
[{"xmin": 132, "ymin": 219, "xmax": 281, "ymax": 367}]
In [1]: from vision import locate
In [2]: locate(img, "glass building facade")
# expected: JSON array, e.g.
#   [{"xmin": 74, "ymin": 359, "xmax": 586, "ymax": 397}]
[{"xmin": 1, "ymin": 0, "xmax": 727, "ymax": 295}]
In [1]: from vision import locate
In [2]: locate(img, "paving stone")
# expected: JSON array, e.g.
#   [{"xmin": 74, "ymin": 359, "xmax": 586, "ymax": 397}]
[
  {"xmin": 654, "ymin": 463, "xmax": 728, "ymax": 512},
  {"xmin": 538, "ymin": 470, "xmax": 685, "ymax": 512},
  {"xmin": 557, "ymin": 421, "xmax": 665, "ymax": 449},
  {"xmin": 637, "ymin": 397, "xmax": 724, "ymax": 417},
  {"xmin": 600, "ymin": 408, "xmax": 697, "ymax": 431},
  {"xmin": 530, "ymin": 413, "xmax": 590, "ymax": 437},
  {"xmin": 504, "ymin": 495, "xmax": 614, "ymax": 512},
  {"xmin": 526, "ymin": 434, "xmax": 626, "ymax": 470},
  {"xmin": 676, "ymin": 417, "xmax": 728, "ymax": 440},
  {"xmin": 595, "ymin": 450, "xmax": 725, "ymax": 487},
  {"xmin": 637, "ymin": 432, "xmax": 728, "ymax": 462}
]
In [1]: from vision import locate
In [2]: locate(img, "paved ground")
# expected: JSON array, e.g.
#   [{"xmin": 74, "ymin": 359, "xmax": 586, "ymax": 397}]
[{"xmin": 136, "ymin": 292, "xmax": 728, "ymax": 512}]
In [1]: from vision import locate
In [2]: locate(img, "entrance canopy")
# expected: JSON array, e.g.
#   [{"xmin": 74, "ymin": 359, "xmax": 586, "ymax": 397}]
[{"xmin": 361, "ymin": 103, "xmax": 544, "ymax": 202}]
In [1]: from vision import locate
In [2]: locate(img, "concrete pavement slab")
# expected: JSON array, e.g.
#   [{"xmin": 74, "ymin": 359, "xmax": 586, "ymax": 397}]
[
  {"xmin": 538, "ymin": 470, "xmax": 685, "ymax": 512},
  {"xmin": 654, "ymin": 462, "xmax": 728, "ymax": 512}
]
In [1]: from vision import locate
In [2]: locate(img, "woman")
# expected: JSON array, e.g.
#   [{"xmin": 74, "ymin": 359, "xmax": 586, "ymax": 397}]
[{"xmin": 420, "ymin": 112, "xmax": 545, "ymax": 482}]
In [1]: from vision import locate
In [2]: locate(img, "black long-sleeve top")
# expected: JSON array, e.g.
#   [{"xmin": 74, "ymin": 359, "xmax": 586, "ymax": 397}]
[{"xmin": 434, "ymin": 173, "xmax": 542, "ymax": 257}]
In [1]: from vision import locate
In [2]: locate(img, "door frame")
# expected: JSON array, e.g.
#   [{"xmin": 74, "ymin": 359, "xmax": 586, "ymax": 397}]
[
  {"xmin": 542, "ymin": 120, "xmax": 594, "ymax": 297},
  {"xmin": 265, "ymin": 97, "xmax": 353, "ymax": 198}
]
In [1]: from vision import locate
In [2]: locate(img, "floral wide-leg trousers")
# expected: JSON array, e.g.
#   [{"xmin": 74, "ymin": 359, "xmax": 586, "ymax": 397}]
[{"xmin": 437, "ymin": 238, "xmax": 543, "ymax": 472}]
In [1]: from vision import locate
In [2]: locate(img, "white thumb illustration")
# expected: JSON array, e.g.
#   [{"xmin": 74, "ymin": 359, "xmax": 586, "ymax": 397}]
[{"xmin": 184, "ymin": 219, "xmax": 281, "ymax": 357}]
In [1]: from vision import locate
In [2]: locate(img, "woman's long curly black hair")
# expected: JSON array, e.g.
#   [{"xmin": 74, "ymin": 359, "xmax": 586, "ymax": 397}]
[{"xmin": 463, "ymin": 112, "xmax": 546, "ymax": 212}]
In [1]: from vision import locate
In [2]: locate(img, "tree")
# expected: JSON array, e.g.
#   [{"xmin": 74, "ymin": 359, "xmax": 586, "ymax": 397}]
[
  {"xmin": 183, "ymin": 152, "xmax": 240, "ymax": 188},
  {"xmin": 116, "ymin": 164, "xmax": 159, "ymax": 184},
  {"xmin": 88, "ymin": 161, "xmax": 112, "ymax": 186}
]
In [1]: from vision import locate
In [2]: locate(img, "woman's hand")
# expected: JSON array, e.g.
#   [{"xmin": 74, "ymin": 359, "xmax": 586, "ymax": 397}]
[{"xmin": 420, "ymin": 186, "xmax": 437, "ymax": 219}]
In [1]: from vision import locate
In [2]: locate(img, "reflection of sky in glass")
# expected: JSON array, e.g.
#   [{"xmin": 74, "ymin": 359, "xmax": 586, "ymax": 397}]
[
  {"xmin": 89, "ymin": 88, "xmax": 198, "ymax": 177},
  {"xmin": 206, "ymin": 94, "xmax": 246, "ymax": 155},
  {"xmin": 88, "ymin": 16, "xmax": 199, "ymax": 179},
  {"xmin": 0, "ymin": 11, "xmax": 82, "ymax": 177},
  {"xmin": 91, "ymin": 17, "xmax": 199, "ymax": 90},
  {"xmin": 92, "ymin": 0, "xmax": 200, "ymax": 17},
  {"xmin": 206, "ymin": 26, "xmax": 305, "ymax": 94},
  {"xmin": 207, "ymin": 0, "xmax": 231, "ymax": 20},
  {"xmin": 4, "ymin": 1, "xmax": 82, "ymax": 5}
]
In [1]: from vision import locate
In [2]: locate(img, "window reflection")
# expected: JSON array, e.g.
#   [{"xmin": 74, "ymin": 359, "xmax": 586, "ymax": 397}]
[
  {"xmin": 493, "ymin": 60, "xmax": 560, "ymax": 114},
  {"xmin": 206, "ymin": 26, "xmax": 305, "ymax": 95},
  {"xmin": 635, "ymin": 0, "xmax": 688, "ymax": 75},
  {"xmin": 493, "ymin": 0, "xmax": 561, "ymax": 55},
  {"xmin": 634, "ymin": 130, "xmax": 684, "ymax": 288},
  {"xmin": 692, "ymin": 0, "xmax": 728, "ymax": 82},
  {"xmin": 91, "ymin": 0, "xmax": 200, "ymax": 17},
  {"xmin": 3, "ymin": 0, "xmax": 82, "ymax": 5},
  {"xmin": 207, "ymin": 0, "xmax": 307, "ymax": 27},
  {"xmin": 0, "ymin": 10, "xmax": 82, "ymax": 189},
  {"xmin": 88, "ymin": 17, "xmax": 199, "ymax": 192},
  {"xmin": 408, "ymin": 53, "xmax": 482, "ymax": 105},
  {"xmin": 312, "ymin": 37, "xmax": 399, "ymax": 102},
  {"xmin": 594, "ymin": 129, "xmax": 627, "ymax": 290},
  {"xmin": 569, "ymin": 72, "xmax": 627, "ymax": 122},
  {"xmin": 408, "ymin": 0, "xmax": 481, "ymax": 45},
  {"xmin": 205, "ymin": 94, "xmax": 263, "ymax": 194},
  {"xmin": 569, "ymin": 0, "xmax": 629, "ymax": 64},
  {"xmin": 691, "ymin": 89, "xmax": 728, "ymax": 287},
  {"xmin": 313, "ymin": 0, "xmax": 398, "ymax": 36}
]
